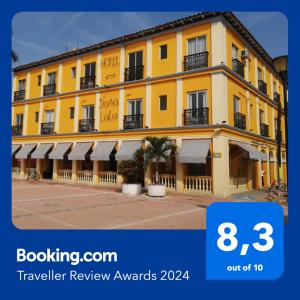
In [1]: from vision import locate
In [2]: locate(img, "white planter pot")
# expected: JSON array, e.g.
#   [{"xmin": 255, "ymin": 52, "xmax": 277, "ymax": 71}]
[
  {"xmin": 147, "ymin": 184, "xmax": 166, "ymax": 197},
  {"xmin": 122, "ymin": 183, "xmax": 142, "ymax": 195}
]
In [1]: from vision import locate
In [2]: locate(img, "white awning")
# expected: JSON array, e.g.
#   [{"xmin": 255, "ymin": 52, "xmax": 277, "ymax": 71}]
[
  {"xmin": 235, "ymin": 142, "xmax": 268, "ymax": 161},
  {"xmin": 12, "ymin": 144, "xmax": 22, "ymax": 156},
  {"xmin": 91, "ymin": 141, "xmax": 116, "ymax": 161},
  {"xmin": 178, "ymin": 139, "xmax": 210, "ymax": 163},
  {"xmin": 15, "ymin": 144, "xmax": 37, "ymax": 159},
  {"xmin": 31, "ymin": 143, "xmax": 54, "ymax": 159},
  {"xmin": 49, "ymin": 143, "xmax": 72, "ymax": 160},
  {"xmin": 68, "ymin": 142, "xmax": 93, "ymax": 161},
  {"xmin": 115, "ymin": 141, "xmax": 141, "ymax": 161}
]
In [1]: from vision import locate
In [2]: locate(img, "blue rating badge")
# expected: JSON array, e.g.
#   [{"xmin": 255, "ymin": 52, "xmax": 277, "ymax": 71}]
[{"xmin": 206, "ymin": 202, "xmax": 284, "ymax": 280}]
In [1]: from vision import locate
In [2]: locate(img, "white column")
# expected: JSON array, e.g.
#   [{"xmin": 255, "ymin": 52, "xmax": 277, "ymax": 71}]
[
  {"xmin": 25, "ymin": 72, "xmax": 31, "ymax": 99},
  {"xmin": 244, "ymin": 50, "xmax": 249, "ymax": 81},
  {"xmin": 256, "ymin": 97, "xmax": 260, "ymax": 134},
  {"xmin": 37, "ymin": 101, "xmax": 44, "ymax": 135},
  {"xmin": 57, "ymin": 63, "xmax": 63, "ymax": 93},
  {"xmin": 146, "ymin": 38, "xmax": 152, "ymax": 77},
  {"xmin": 270, "ymin": 73, "xmax": 274, "ymax": 96},
  {"xmin": 254, "ymin": 58, "xmax": 258, "ymax": 88},
  {"xmin": 76, "ymin": 58, "xmax": 81, "ymax": 90},
  {"xmin": 72, "ymin": 160, "xmax": 78, "ymax": 183},
  {"xmin": 23, "ymin": 104, "xmax": 29, "ymax": 135},
  {"xmin": 176, "ymin": 78, "xmax": 183, "ymax": 126},
  {"xmin": 145, "ymin": 83, "xmax": 151, "ymax": 128},
  {"xmin": 266, "ymin": 147, "xmax": 270, "ymax": 187},
  {"xmin": 55, "ymin": 98, "xmax": 61, "ymax": 133},
  {"xmin": 246, "ymin": 90, "xmax": 250, "ymax": 130},
  {"xmin": 41, "ymin": 68, "xmax": 46, "ymax": 97},
  {"xmin": 93, "ymin": 160, "xmax": 99, "ymax": 184},
  {"xmin": 119, "ymin": 88, "xmax": 124, "ymax": 130},
  {"xmin": 211, "ymin": 20, "xmax": 227, "ymax": 66},
  {"xmin": 73, "ymin": 95, "xmax": 80, "ymax": 132},
  {"xmin": 263, "ymin": 66, "xmax": 266, "ymax": 82},
  {"xmin": 176, "ymin": 30, "xmax": 182, "ymax": 73},
  {"xmin": 120, "ymin": 46, "xmax": 125, "ymax": 82},
  {"xmin": 96, "ymin": 50, "xmax": 102, "ymax": 86},
  {"xmin": 175, "ymin": 138, "xmax": 184, "ymax": 192},
  {"xmin": 12, "ymin": 75, "xmax": 17, "ymax": 101},
  {"xmin": 20, "ymin": 159, "xmax": 26, "ymax": 178},
  {"xmin": 212, "ymin": 134, "xmax": 230, "ymax": 197},
  {"xmin": 264, "ymin": 102, "xmax": 268, "ymax": 125},
  {"xmin": 53, "ymin": 159, "xmax": 58, "ymax": 180},
  {"xmin": 211, "ymin": 72, "xmax": 228, "ymax": 124},
  {"xmin": 271, "ymin": 107, "xmax": 275, "ymax": 139},
  {"xmin": 95, "ymin": 92, "xmax": 101, "ymax": 131}
]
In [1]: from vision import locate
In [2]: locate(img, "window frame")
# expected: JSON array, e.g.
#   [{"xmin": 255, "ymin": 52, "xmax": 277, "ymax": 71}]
[
  {"xmin": 160, "ymin": 44, "xmax": 168, "ymax": 60},
  {"xmin": 35, "ymin": 112, "xmax": 39, "ymax": 123},
  {"xmin": 69, "ymin": 107, "xmax": 75, "ymax": 119},
  {"xmin": 187, "ymin": 90, "xmax": 208, "ymax": 109},
  {"xmin": 159, "ymin": 95, "xmax": 167, "ymax": 111}
]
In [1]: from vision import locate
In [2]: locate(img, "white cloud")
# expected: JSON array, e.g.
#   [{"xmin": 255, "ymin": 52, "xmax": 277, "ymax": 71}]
[
  {"xmin": 13, "ymin": 37, "xmax": 58, "ymax": 56},
  {"xmin": 51, "ymin": 12, "xmax": 83, "ymax": 40}
]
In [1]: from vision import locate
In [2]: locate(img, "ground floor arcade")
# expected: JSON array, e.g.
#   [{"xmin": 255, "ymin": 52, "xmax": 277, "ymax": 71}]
[{"xmin": 12, "ymin": 129, "xmax": 287, "ymax": 197}]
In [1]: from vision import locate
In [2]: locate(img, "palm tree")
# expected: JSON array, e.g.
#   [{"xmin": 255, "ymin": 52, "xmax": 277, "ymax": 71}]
[
  {"xmin": 142, "ymin": 136, "xmax": 177, "ymax": 184},
  {"xmin": 12, "ymin": 50, "xmax": 18, "ymax": 63}
]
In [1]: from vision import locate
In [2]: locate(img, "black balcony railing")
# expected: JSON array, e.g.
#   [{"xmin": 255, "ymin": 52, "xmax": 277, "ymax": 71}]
[
  {"xmin": 234, "ymin": 112, "xmax": 246, "ymax": 130},
  {"xmin": 78, "ymin": 119, "xmax": 95, "ymax": 132},
  {"xmin": 41, "ymin": 122, "xmax": 54, "ymax": 135},
  {"xmin": 43, "ymin": 84, "xmax": 56, "ymax": 96},
  {"xmin": 14, "ymin": 90, "xmax": 25, "ymax": 101},
  {"xmin": 260, "ymin": 123, "xmax": 269, "ymax": 137},
  {"xmin": 124, "ymin": 66, "xmax": 144, "ymax": 82},
  {"xmin": 80, "ymin": 76, "xmax": 96, "ymax": 89},
  {"xmin": 184, "ymin": 52, "xmax": 208, "ymax": 71},
  {"xmin": 12, "ymin": 125, "xmax": 23, "ymax": 136},
  {"xmin": 258, "ymin": 80, "xmax": 267, "ymax": 95},
  {"xmin": 232, "ymin": 59, "xmax": 245, "ymax": 78},
  {"xmin": 123, "ymin": 114, "xmax": 143, "ymax": 130},
  {"xmin": 183, "ymin": 108, "xmax": 209, "ymax": 126},
  {"xmin": 274, "ymin": 92, "xmax": 280, "ymax": 104}
]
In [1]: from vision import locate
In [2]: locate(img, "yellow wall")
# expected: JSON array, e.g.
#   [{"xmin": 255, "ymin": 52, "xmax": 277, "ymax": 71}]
[
  {"xmin": 226, "ymin": 28, "xmax": 245, "ymax": 69},
  {"xmin": 61, "ymin": 59, "xmax": 77, "ymax": 93},
  {"xmin": 152, "ymin": 32, "xmax": 176, "ymax": 77},
  {"xmin": 101, "ymin": 47, "xmax": 120, "ymax": 86},
  {"xmin": 26, "ymin": 102, "xmax": 40, "ymax": 135},
  {"xmin": 29, "ymin": 68, "xmax": 42, "ymax": 99},
  {"xmin": 151, "ymin": 80, "xmax": 177, "ymax": 128},
  {"xmin": 59, "ymin": 96, "xmax": 75, "ymax": 133},
  {"xmin": 100, "ymin": 89, "xmax": 119, "ymax": 131}
]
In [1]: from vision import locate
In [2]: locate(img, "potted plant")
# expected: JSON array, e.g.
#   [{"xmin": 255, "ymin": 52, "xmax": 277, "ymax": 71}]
[
  {"xmin": 143, "ymin": 136, "xmax": 176, "ymax": 197},
  {"xmin": 118, "ymin": 157, "xmax": 143, "ymax": 195}
]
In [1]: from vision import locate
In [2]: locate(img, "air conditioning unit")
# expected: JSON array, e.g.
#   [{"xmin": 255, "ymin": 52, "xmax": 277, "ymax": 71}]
[{"xmin": 241, "ymin": 49, "xmax": 249, "ymax": 58}]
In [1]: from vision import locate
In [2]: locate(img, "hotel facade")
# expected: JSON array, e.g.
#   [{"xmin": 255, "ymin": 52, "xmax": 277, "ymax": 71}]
[{"xmin": 11, "ymin": 12, "xmax": 287, "ymax": 197}]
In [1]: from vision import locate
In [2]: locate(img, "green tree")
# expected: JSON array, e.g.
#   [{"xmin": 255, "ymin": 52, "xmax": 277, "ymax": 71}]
[{"xmin": 142, "ymin": 136, "xmax": 176, "ymax": 184}]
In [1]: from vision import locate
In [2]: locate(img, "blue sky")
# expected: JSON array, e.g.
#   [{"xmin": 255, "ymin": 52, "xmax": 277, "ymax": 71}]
[{"xmin": 12, "ymin": 12, "xmax": 288, "ymax": 67}]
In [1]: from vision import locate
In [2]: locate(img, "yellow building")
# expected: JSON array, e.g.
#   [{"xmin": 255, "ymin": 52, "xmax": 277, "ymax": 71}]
[{"xmin": 12, "ymin": 12, "xmax": 287, "ymax": 197}]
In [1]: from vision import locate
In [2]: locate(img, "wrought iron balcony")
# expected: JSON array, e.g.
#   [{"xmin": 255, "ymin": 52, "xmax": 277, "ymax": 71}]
[
  {"xmin": 184, "ymin": 52, "xmax": 208, "ymax": 71},
  {"xmin": 258, "ymin": 80, "xmax": 267, "ymax": 95},
  {"xmin": 80, "ymin": 76, "xmax": 96, "ymax": 89},
  {"xmin": 183, "ymin": 108, "xmax": 209, "ymax": 126},
  {"xmin": 260, "ymin": 123, "xmax": 269, "ymax": 137},
  {"xmin": 234, "ymin": 112, "xmax": 246, "ymax": 130},
  {"xmin": 14, "ymin": 90, "xmax": 25, "ymax": 101},
  {"xmin": 41, "ymin": 122, "xmax": 54, "ymax": 135},
  {"xmin": 274, "ymin": 92, "xmax": 280, "ymax": 104},
  {"xmin": 123, "ymin": 114, "xmax": 143, "ymax": 130},
  {"xmin": 12, "ymin": 125, "xmax": 23, "ymax": 136},
  {"xmin": 232, "ymin": 59, "xmax": 245, "ymax": 78},
  {"xmin": 124, "ymin": 66, "xmax": 144, "ymax": 82},
  {"xmin": 43, "ymin": 84, "xmax": 56, "ymax": 96},
  {"xmin": 78, "ymin": 119, "xmax": 95, "ymax": 132}
]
